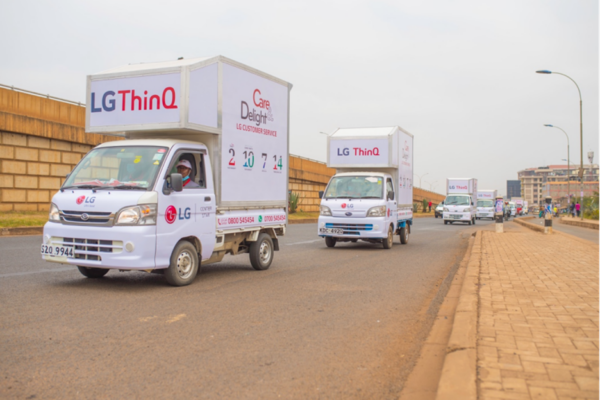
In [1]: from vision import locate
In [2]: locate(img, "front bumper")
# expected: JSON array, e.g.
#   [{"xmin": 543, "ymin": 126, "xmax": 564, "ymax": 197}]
[
  {"xmin": 476, "ymin": 211, "xmax": 494, "ymax": 219},
  {"xmin": 443, "ymin": 212, "xmax": 472, "ymax": 221},
  {"xmin": 41, "ymin": 222, "xmax": 157, "ymax": 270},
  {"xmin": 317, "ymin": 216, "xmax": 388, "ymax": 239}
]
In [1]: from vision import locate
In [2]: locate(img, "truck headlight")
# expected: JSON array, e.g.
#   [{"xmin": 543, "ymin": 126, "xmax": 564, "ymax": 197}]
[
  {"xmin": 115, "ymin": 204, "xmax": 157, "ymax": 225},
  {"xmin": 367, "ymin": 205, "xmax": 386, "ymax": 217},
  {"xmin": 320, "ymin": 205, "xmax": 332, "ymax": 216},
  {"xmin": 464, "ymin": 208, "xmax": 471, "ymax": 213},
  {"xmin": 443, "ymin": 207, "xmax": 449, "ymax": 212},
  {"xmin": 49, "ymin": 203, "xmax": 60, "ymax": 222}
]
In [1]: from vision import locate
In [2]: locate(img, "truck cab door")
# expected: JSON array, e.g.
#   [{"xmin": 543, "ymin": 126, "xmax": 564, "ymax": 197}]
[
  {"xmin": 155, "ymin": 148, "xmax": 216, "ymax": 268},
  {"xmin": 386, "ymin": 177, "xmax": 397, "ymax": 230}
]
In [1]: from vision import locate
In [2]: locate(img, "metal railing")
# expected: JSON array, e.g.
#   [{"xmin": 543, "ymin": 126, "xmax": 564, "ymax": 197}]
[{"xmin": 0, "ymin": 83, "xmax": 85, "ymax": 107}]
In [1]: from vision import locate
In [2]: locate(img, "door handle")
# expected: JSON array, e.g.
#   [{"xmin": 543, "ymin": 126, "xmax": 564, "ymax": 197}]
[{"xmin": 204, "ymin": 196, "xmax": 211, "ymax": 202}]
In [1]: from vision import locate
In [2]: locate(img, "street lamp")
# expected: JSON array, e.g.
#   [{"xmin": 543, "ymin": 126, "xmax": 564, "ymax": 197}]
[
  {"xmin": 425, "ymin": 180, "xmax": 438, "ymax": 191},
  {"xmin": 544, "ymin": 124, "xmax": 570, "ymax": 206},
  {"xmin": 414, "ymin": 172, "xmax": 429, "ymax": 188},
  {"xmin": 536, "ymin": 70, "xmax": 584, "ymax": 220}
]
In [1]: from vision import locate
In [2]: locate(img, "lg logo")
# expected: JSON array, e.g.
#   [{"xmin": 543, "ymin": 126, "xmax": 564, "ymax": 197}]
[{"xmin": 76, "ymin": 196, "xmax": 95, "ymax": 205}]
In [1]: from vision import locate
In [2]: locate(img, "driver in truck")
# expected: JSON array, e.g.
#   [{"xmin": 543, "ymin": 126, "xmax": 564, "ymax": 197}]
[{"xmin": 176, "ymin": 159, "xmax": 200, "ymax": 188}]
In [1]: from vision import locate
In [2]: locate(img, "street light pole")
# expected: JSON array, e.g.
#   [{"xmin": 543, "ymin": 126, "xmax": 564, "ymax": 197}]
[
  {"xmin": 544, "ymin": 124, "xmax": 570, "ymax": 206},
  {"xmin": 414, "ymin": 172, "xmax": 429, "ymax": 188},
  {"xmin": 536, "ymin": 70, "xmax": 584, "ymax": 220}
]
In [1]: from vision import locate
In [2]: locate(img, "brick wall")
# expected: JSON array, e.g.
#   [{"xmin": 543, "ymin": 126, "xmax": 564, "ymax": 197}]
[
  {"xmin": 288, "ymin": 155, "xmax": 336, "ymax": 213},
  {"xmin": 0, "ymin": 87, "xmax": 120, "ymax": 212},
  {"xmin": 0, "ymin": 132, "xmax": 93, "ymax": 211}
]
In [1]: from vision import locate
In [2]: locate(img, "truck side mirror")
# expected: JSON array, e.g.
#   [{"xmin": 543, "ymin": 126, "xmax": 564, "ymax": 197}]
[
  {"xmin": 318, "ymin": 191, "xmax": 324, "ymax": 199},
  {"xmin": 387, "ymin": 192, "xmax": 395, "ymax": 201},
  {"xmin": 171, "ymin": 173, "xmax": 183, "ymax": 192}
]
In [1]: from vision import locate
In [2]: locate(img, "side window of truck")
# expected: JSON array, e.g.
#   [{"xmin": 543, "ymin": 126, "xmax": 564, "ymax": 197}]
[
  {"xmin": 167, "ymin": 151, "xmax": 207, "ymax": 189},
  {"xmin": 386, "ymin": 178, "xmax": 394, "ymax": 198}
]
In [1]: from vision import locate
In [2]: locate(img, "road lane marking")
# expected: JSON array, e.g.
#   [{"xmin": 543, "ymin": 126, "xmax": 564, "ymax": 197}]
[
  {"xmin": 0, "ymin": 267, "xmax": 73, "ymax": 278},
  {"xmin": 286, "ymin": 239, "xmax": 323, "ymax": 245},
  {"xmin": 139, "ymin": 316, "xmax": 158, "ymax": 322},
  {"xmin": 167, "ymin": 314, "xmax": 186, "ymax": 323}
]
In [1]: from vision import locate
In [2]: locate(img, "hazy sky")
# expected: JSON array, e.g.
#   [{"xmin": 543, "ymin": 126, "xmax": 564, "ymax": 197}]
[{"xmin": 1, "ymin": 0, "xmax": 598, "ymax": 196}]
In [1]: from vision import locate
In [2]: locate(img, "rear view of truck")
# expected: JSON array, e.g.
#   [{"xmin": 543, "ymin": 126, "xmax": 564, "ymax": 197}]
[{"xmin": 318, "ymin": 127, "xmax": 414, "ymax": 248}]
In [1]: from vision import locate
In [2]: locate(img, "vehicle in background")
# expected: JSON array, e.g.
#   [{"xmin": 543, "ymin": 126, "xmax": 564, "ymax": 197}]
[
  {"xmin": 443, "ymin": 178, "xmax": 478, "ymax": 225},
  {"xmin": 524, "ymin": 200, "xmax": 529, "ymax": 214},
  {"xmin": 435, "ymin": 202, "xmax": 444, "ymax": 218},
  {"xmin": 509, "ymin": 201, "xmax": 517, "ymax": 216},
  {"xmin": 318, "ymin": 126, "xmax": 414, "ymax": 249},
  {"xmin": 41, "ymin": 56, "xmax": 292, "ymax": 286},
  {"xmin": 513, "ymin": 197, "xmax": 524, "ymax": 216},
  {"xmin": 476, "ymin": 190, "xmax": 497, "ymax": 220}
]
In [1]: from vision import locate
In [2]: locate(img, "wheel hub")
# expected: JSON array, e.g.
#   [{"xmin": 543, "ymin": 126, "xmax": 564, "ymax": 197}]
[
  {"xmin": 259, "ymin": 242, "xmax": 271, "ymax": 264},
  {"xmin": 177, "ymin": 251, "xmax": 194, "ymax": 279}
]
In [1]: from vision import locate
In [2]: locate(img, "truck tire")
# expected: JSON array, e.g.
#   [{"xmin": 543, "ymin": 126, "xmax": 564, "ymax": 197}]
[
  {"xmin": 400, "ymin": 226, "xmax": 409, "ymax": 244},
  {"xmin": 77, "ymin": 266, "xmax": 109, "ymax": 279},
  {"xmin": 165, "ymin": 241, "xmax": 199, "ymax": 286},
  {"xmin": 250, "ymin": 233, "xmax": 274, "ymax": 270},
  {"xmin": 444, "ymin": 221, "xmax": 448, "ymax": 225},
  {"xmin": 325, "ymin": 237, "xmax": 336, "ymax": 248},
  {"xmin": 382, "ymin": 225, "xmax": 393, "ymax": 249}
]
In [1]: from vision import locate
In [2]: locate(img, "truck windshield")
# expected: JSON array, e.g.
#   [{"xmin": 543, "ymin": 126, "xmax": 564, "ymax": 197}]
[
  {"xmin": 478, "ymin": 200, "xmax": 494, "ymax": 207},
  {"xmin": 445, "ymin": 195, "xmax": 470, "ymax": 206},
  {"xmin": 63, "ymin": 146, "xmax": 168, "ymax": 190},
  {"xmin": 324, "ymin": 176, "xmax": 384, "ymax": 199}
]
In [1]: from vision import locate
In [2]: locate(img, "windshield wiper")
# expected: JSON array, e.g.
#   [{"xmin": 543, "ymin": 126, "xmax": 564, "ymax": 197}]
[
  {"xmin": 61, "ymin": 184, "xmax": 101, "ymax": 191},
  {"xmin": 360, "ymin": 196, "xmax": 382, "ymax": 199},
  {"xmin": 101, "ymin": 185, "xmax": 148, "ymax": 191}
]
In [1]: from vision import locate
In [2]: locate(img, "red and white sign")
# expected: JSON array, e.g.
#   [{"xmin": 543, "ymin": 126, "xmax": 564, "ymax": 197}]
[{"xmin": 89, "ymin": 73, "xmax": 181, "ymax": 127}]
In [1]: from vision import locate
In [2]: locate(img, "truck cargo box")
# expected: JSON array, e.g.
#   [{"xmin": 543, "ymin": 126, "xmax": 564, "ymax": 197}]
[{"xmin": 85, "ymin": 56, "xmax": 292, "ymax": 209}]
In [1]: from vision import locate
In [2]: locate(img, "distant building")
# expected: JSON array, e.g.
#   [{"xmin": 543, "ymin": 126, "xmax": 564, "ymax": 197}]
[
  {"xmin": 506, "ymin": 180, "xmax": 521, "ymax": 200},
  {"xmin": 518, "ymin": 164, "xmax": 599, "ymax": 206}
]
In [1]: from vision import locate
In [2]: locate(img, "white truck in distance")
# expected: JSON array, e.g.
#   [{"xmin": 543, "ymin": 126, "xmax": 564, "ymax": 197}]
[
  {"xmin": 476, "ymin": 189, "xmax": 497, "ymax": 220},
  {"xmin": 41, "ymin": 56, "xmax": 292, "ymax": 286},
  {"xmin": 318, "ymin": 127, "xmax": 414, "ymax": 249},
  {"xmin": 443, "ymin": 178, "xmax": 478, "ymax": 225}
]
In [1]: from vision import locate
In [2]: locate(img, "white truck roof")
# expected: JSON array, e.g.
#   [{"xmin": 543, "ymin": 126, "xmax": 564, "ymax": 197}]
[{"xmin": 330, "ymin": 126, "xmax": 406, "ymax": 138}]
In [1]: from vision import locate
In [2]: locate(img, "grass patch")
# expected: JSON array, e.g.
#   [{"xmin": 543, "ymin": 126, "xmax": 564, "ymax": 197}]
[
  {"xmin": 288, "ymin": 211, "xmax": 319, "ymax": 220},
  {"xmin": 0, "ymin": 211, "xmax": 48, "ymax": 228}
]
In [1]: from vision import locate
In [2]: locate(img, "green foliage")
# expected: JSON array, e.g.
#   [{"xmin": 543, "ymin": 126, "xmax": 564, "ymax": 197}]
[
  {"xmin": 583, "ymin": 191, "xmax": 599, "ymax": 220},
  {"xmin": 413, "ymin": 203, "xmax": 419, "ymax": 212},
  {"xmin": 289, "ymin": 192, "xmax": 300, "ymax": 214},
  {"xmin": 422, "ymin": 198, "xmax": 428, "ymax": 213}
]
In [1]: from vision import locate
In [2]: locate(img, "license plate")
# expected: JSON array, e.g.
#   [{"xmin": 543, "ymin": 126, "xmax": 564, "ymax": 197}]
[
  {"xmin": 450, "ymin": 214, "xmax": 462, "ymax": 219},
  {"xmin": 319, "ymin": 228, "xmax": 344, "ymax": 234},
  {"xmin": 41, "ymin": 244, "xmax": 75, "ymax": 258}
]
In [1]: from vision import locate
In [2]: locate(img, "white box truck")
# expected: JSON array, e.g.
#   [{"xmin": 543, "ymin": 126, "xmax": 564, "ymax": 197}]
[
  {"xmin": 318, "ymin": 126, "xmax": 414, "ymax": 248},
  {"xmin": 40, "ymin": 56, "xmax": 292, "ymax": 286},
  {"xmin": 513, "ymin": 197, "xmax": 524, "ymax": 215},
  {"xmin": 443, "ymin": 178, "xmax": 478, "ymax": 225},
  {"xmin": 476, "ymin": 189, "xmax": 497, "ymax": 220}
]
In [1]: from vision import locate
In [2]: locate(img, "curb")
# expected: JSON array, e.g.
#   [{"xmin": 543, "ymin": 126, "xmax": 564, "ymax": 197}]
[
  {"xmin": 560, "ymin": 217, "xmax": 599, "ymax": 230},
  {"xmin": 435, "ymin": 230, "xmax": 481, "ymax": 400},
  {"xmin": 513, "ymin": 216, "xmax": 546, "ymax": 233},
  {"xmin": 0, "ymin": 226, "xmax": 44, "ymax": 236},
  {"xmin": 513, "ymin": 217, "xmax": 598, "ymax": 248},
  {"xmin": 288, "ymin": 218, "xmax": 318, "ymax": 224}
]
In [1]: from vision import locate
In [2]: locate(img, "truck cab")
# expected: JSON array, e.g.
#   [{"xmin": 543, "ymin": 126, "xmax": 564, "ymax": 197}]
[
  {"xmin": 319, "ymin": 172, "xmax": 404, "ymax": 248},
  {"xmin": 443, "ymin": 194, "xmax": 476, "ymax": 225}
]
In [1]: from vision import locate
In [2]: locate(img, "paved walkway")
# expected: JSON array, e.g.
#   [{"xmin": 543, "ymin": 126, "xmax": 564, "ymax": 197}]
[{"xmin": 477, "ymin": 228, "xmax": 599, "ymax": 399}]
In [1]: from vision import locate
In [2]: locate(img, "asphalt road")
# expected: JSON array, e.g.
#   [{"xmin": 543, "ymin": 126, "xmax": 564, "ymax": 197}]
[{"xmin": 1, "ymin": 217, "xmax": 494, "ymax": 399}]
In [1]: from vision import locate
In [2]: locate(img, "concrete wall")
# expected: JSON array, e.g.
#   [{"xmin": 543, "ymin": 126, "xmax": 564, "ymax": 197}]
[
  {"xmin": 0, "ymin": 86, "xmax": 446, "ymax": 213},
  {"xmin": 0, "ymin": 87, "xmax": 121, "ymax": 211}
]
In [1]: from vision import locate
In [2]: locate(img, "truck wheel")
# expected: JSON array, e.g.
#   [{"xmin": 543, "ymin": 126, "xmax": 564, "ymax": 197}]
[
  {"xmin": 325, "ymin": 237, "xmax": 336, "ymax": 248},
  {"xmin": 382, "ymin": 226, "xmax": 393, "ymax": 249},
  {"xmin": 77, "ymin": 266, "xmax": 108, "ymax": 279},
  {"xmin": 250, "ymin": 233, "xmax": 274, "ymax": 270},
  {"xmin": 165, "ymin": 241, "xmax": 199, "ymax": 286},
  {"xmin": 444, "ymin": 221, "xmax": 448, "ymax": 225},
  {"xmin": 400, "ymin": 226, "xmax": 409, "ymax": 244}
]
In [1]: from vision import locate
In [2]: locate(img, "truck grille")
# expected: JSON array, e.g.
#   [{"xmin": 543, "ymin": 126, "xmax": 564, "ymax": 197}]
[
  {"xmin": 60, "ymin": 210, "xmax": 114, "ymax": 226},
  {"xmin": 50, "ymin": 237, "xmax": 124, "ymax": 261},
  {"xmin": 325, "ymin": 223, "xmax": 373, "ymax": 235}
]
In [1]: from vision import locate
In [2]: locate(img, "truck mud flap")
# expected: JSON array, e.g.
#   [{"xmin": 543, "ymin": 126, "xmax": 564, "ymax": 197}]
[{"xmin": 272, "ymin": 238, "xmax": 280, "ymax": 251}]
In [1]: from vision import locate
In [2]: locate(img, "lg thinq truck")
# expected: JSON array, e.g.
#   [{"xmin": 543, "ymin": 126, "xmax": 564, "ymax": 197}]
[
  {"xmin": 318, "ymin": 127, "xmax": 414, "ymax": 248},
  {"xmin": 476, "ymin": 190, "xmax": 497, "ymax": 220},
  {"xmin": 443, "ymin": 178, "xmax": 478, "ymax": 225},
  {"xmin": 40, "ymin": 56, "xmax": 292, "ymax": 286}
]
